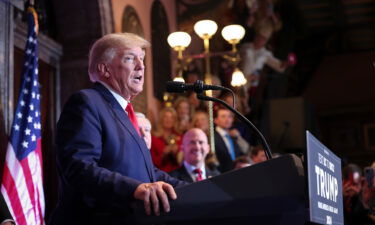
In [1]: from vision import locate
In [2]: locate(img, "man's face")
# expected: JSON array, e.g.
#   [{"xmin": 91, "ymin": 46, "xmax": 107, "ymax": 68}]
[
  {"xmin": 252, "ymin": 151, "xmax": 267, "ymax": 164},
  {"xmin": 137, "ymin": 117, "xmax": 151, "ymax": 149},
  {"xmin": 177, "ymin": 101, "xmax": 190, "ymax": 117},
  {"xmin": 194, "ymin": 112, "xmax": 209, "ymax": 132},
  {"xmin": 105, "ymin": 47, "xmax": 145, "ymax": 100},
  {"xmin": 214, "ymin": 109, "xmax": 234, "ymax": 130},
  {"xmin": 182, "ymin": 129, "xmax": 209, "ymax": 167},
  {"xmin": 222, "ymin": 95, "xmax": 234, "ymax": 108}
]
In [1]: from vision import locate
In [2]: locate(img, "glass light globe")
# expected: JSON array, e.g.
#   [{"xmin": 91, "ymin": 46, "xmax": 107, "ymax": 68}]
[
  {"xmin": 222, "ymin": 25, "xmax": 245, "ymax": 44},
  {"xmin": 167, "ymin": 32, "xmax": 191, "ymax": 49},
  {"xmin": 231, "ymin": 68, "xmax": 247, "ymax": 87},
  {"xmin": 194, "ymin": 20, "xmax": 218, "ymax": 39},
  {"xmin": 173, "ymin": 76, "xmax": 185, "ymax": 83}
]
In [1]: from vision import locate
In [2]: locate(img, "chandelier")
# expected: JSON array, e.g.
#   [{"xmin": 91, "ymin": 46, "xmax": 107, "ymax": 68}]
[{"xmin": 167, "ymin": 20, "xmax": 247, "ymax": 87}]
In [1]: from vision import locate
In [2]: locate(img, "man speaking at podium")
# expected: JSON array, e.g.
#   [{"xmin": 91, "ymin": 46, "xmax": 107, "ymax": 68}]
[{"xmin": 49, "ymin": 33, "xmax": 185, "ymax": 225}]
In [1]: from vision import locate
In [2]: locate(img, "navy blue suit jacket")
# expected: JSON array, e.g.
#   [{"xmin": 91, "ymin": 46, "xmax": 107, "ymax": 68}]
[
  {"xmin": 49, "ymin": 83, "xmax": 185, "ymax": 225},
  {"xmin": 214, "ymin": 130, "xmax": 243, "ymax": 173}
]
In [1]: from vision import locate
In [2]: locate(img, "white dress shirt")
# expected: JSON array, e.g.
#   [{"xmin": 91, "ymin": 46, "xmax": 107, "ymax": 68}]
[{"xmin": 98, "ymin": 81, "xmax": 129, "ymax": 110}]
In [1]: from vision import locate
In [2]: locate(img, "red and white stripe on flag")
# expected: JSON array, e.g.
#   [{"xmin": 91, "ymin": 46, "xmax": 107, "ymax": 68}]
[{"xmin": 1, "ymin": 7, "xmax": 45, "ymax": 225}]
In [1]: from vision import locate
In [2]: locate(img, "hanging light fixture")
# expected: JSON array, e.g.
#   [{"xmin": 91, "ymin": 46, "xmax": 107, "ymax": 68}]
[
  {"xmin": 221, "ymin": 25, "xmax": 246, "ymax": 42},
  {"xmin": 172, "ymin": 76, "xmax": 185, "ymax": 82},
  {"xmin": 194, "ymin": 20, "xmax": 218, "ymax": 39},
  {"xmin": 231, "ymin": 68, "xmax": 247, "ymax": 87},
  {"xmin": 167, "ymin": 32, "xmax": 191, "ymax": 53},
  {"xmin": 167, "ymin": 31, "xmax": 192, "ymax": 82},
  {"xmin": 221, "ymin": 24, "xmax": 247, "ymax": 87}
]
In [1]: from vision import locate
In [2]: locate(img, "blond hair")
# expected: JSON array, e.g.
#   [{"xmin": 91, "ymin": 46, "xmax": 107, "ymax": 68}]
[
  {"xmin": 173, "ymin": 97, "xmax": 191, "ymax": 117},
  {"xmin": 88, "ymin": 33, "xmax": 150, "ymax": 82},
  {"xmin": 153, "ymin": 107, "xmax": 178, "ymax": 137}
]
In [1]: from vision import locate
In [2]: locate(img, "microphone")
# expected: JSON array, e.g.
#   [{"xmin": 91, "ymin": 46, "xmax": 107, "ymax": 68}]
[{"xmin": 166, "ymin": 80, "xmax": 225, "ymax": 94}]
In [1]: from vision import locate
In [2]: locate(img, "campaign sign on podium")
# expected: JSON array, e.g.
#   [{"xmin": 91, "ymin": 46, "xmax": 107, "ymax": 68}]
[{"xmin": 306, "ymin": 131, "xmax": 344, "ymax": 225}]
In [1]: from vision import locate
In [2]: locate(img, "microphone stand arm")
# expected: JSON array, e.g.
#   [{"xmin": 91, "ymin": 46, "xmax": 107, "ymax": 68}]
[{"xmin": 197, "ymin": 94, "xmax": 273, "ymax": 160}]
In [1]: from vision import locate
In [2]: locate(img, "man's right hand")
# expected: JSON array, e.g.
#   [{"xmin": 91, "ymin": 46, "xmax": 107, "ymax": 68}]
[{"xmin": 133, "ymin": 181, "xmax": 177, "ymax": 216}]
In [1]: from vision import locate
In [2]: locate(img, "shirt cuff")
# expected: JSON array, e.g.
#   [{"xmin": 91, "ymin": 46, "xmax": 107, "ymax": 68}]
[{"xmin": 1, "ymin": 219, "xmax": 15, "ymax": 225}]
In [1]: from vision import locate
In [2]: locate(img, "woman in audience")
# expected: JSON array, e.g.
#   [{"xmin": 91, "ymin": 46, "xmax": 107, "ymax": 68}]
[
  {"xmin": 173, "ymin": 97, "xmax": 192, "ymax": 134},
  {"xmin": 150, "ymin": 107, "xmax": 183, "ymax": 172}
]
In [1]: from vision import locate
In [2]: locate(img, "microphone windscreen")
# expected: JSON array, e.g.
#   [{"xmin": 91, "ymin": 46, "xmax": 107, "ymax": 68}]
[{"xmin": 166, "ymin": 81, "xmax": 186, "ymax": 93}]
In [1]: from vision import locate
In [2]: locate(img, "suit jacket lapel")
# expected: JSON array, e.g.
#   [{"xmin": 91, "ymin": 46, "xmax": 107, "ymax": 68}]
[
  {"xmin": 93, "ymin": 83, "xmax": 155, "ymax": 181},
  {"xmin": 215, "ymin": 130, "xmax": 230, "ymax": 158},
  {"xmin": 181, "ymin": 166, "xmax": 194, "ymax": 183}
]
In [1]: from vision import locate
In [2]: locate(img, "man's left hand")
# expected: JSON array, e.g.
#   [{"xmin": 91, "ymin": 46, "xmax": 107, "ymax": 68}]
[{"xmin": 134, "ymin": 181, "xmax": 177, "ymax": 216}]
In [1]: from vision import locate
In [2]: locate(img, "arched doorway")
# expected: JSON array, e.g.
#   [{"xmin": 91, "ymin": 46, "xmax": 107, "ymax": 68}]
[{"xmin": 151, "ymin": 0, "xmax": 171, "ymax": 102}]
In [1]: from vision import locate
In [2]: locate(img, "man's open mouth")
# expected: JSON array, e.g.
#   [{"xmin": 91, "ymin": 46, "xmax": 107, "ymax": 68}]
[{"xmin": 134, "ymin": 75, "xmax": 142, "ymax": 82}]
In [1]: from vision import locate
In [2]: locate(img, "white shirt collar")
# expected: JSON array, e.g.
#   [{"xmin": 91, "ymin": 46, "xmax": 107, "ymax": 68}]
[
  {"xmin": 215, "ymin": 126, "xmax": 229, "ymax": 137},
  {"xmin": 183, "ymin": 161, "xmax": 206, "ymax": 181},
  {"xmin": 98, "ymin": 81, "xmax": 128, "ymax": 109}
]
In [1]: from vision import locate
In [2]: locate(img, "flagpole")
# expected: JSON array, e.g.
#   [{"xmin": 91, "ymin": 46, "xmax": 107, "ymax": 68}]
[{"xmin": 27, "ymin": 5, "xmax": 39, "ymax": 34}]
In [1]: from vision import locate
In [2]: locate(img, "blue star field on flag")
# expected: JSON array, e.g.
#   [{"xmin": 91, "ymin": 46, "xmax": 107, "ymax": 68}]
[{"xmin": 9, "ymin": 12, "xmax": 41, "ymax": 161}]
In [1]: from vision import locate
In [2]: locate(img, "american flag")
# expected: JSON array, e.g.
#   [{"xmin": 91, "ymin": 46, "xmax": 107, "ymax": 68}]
[{"xmin": 1, "ymin": 8, "xmax": 45, "ymax": 225}]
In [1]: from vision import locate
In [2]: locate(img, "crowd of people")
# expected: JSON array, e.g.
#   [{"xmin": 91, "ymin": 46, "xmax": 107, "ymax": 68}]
[
  {"xmin": 342, "ymin": 163, "xmax": 375, "ymax": 225},
  {"xmin": 144, "ymin": 92, "xmax": 269, "ymax": 176},
  {"xmin": 145, "ymin": 0, "xmax": 299, "ymax": 180}
]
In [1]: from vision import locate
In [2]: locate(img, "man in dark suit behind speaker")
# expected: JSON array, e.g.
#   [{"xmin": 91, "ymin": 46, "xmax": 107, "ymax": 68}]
[
  {"xmin": 213, "ymin": 107, "xmax": 244, "ymax": 172},
  {"xmin": 169, "ymin": 128, "xmax": 220, "ymax": 183}
]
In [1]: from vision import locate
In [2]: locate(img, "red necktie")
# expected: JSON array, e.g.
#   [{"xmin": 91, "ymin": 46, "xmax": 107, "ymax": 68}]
[
  {"xmin": 193, "ymin": 168, "xmax": 203, "ymax": 181},
  {"xmin": 125, "ymin": 103, "xmax": 141, "ymax": 136}
]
